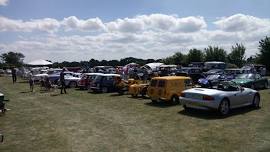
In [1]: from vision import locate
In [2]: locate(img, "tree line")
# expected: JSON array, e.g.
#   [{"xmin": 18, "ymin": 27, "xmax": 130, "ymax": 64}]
[{"xmin": 1, "ymin": 36, "xmax": 270, "ymax": 71}]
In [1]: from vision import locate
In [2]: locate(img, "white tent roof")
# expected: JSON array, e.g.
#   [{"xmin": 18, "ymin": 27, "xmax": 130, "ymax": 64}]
[{"xmin": 27, "ymin": 59, "xmax": 53, "ymax": 66}]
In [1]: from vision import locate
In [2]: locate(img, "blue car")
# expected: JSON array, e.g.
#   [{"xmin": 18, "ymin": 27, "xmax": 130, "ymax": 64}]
[{"xmin": 90, "ymin": 74, "xmax": 122, "ymax": 93}]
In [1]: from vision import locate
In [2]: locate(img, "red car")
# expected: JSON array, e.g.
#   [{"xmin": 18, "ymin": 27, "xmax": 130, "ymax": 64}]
[{"xmin": 78, "ymin": 73, "xmax": 103, "ymax": 89}]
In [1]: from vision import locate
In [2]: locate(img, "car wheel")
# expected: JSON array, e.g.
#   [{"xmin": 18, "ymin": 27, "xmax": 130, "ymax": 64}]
[
  {"xmin": 252, "ymin": 94, "xmax": 260, "ymax": 109},
  {"xmin": 69, "ymin": 81, "xmax": 77, "ymax": 88},
  {"xmin": 102, "ymin": 87, "xmax": 108, "ymax": 93},
  {"xmin": 151, "ymin": 99, "xmax": 157, "ymax": 103},
  {"xmin": 218, "ymin": 99, "xmax": 230, "ymax": 116},
  {"xmin": 183, "ymin": 105, "xmax": 191, "ymax": 111},
  {"xmin": 171, "ymin": 95, "xmax": 180, "ymax": 104},
  {"xmin": 131, "ymin": 94, "xmax": 138, "ymax": 98},
  {"xmin": 264, "ymin": 82, "xmax": 268, "ymax": 89}
]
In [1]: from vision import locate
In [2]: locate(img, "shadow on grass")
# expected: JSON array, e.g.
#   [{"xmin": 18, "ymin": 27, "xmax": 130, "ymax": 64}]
[
  {"xmin": 178, "ymin": 106, "xmax": 259, "ymax": 120},
  {"xmin": 127, "ymin": 96, "xmax": 150, "ymax": 100},
  {"xmin": 19, "ymin": 91, "xmax": 33, "ymax": 93},
  {"xmin": 145, "ymin": 101, "xmax": 178, "ymax": 108}
]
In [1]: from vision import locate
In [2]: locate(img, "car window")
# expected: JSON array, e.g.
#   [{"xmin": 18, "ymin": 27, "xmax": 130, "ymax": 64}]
[
  {"xmin": 255, "ymin": 74, "xmax": 261, "ymax": 79},
  {"xmin": 158, "ymin": 80, "xmax": 165, "ymax": 87},
  {"xmin": 150, "ymin": 80, "xmax": 157, "ymax": 87}
]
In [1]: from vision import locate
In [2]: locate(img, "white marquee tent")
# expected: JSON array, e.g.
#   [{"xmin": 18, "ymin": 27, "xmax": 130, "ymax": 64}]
[{"xmin": 27, "ymin": 59, "xmax": 53, "ymax": 66}]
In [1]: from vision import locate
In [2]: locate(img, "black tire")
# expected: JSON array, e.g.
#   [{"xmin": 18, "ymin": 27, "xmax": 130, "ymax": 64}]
[
  {"xmin": 218, "ymin": 99, "xmax": 230, "ymax": 116},
  {"xmin": 131, "ymin": 94, "xmax": 138, "ymax": 98},
  {"xmin": 69, "ymin": 81, "xmax": 77, "ymax": 88},
  {"xmin": 183, "ymin": 105, "xmax": 191, "ymax": 111},
  {"xmin": 141, "ymin": 88, "xmax": 147, "ymax": 97},
  {"xmin": 102, "ymin": 87, "xmax": 108, "ymax": 93},
  {"xmin": 151, "ymin": 99, "xmax": 157, "ymax": 103},
  {"xmin": 252, "ymin": 94, "xmax": 260, "ymax": 109},
  {"xmin": 171, "ymin": 95, "xmax": 180, "ymax": 104}
]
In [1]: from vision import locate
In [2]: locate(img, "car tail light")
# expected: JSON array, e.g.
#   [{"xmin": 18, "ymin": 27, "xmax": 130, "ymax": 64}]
[
  {"xmin": 180, "ymin": 93, "xmax": 185, "ymax": 97},
  {"xmin": 203, "ymin": 95, "xmax": 214, "ymax": 101}
]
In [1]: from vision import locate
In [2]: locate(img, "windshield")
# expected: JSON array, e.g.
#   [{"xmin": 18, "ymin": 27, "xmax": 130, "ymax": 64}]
[
  {"xmin": 236, "ymin": 74, "xmax": 255, "ymax": 79},
  {"xmin": 206, "ymin": 75, "xmax": 220, "ymax": 80}
]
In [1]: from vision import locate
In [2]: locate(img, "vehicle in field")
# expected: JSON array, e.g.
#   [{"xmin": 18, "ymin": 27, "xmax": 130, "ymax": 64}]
[
  {"xmin": 90, "ymin": 74, "xmax": 122, "ymax": 93},
  {"xmin": 180, "ymin": 81, "xmax": 260, "ymax": 116},
  {"xmin": 204, "ymin": 61, "xmax": 226, "ymax": 71},
  {"xmin": 147, "ymin": 76, "xmax": 192, "ymax": 104},
  {"xmin": 77, "ymin": 73, "xmax": 103, "ymax": 89},
  {"xmin": 158, "ymin": 65, "xmax": 177, "ymax": 76},
  {"xmin": 129, "ymin": 83, "xmax": 149, "ymax": 97},
  {"xmin": 231, "ymin": 73, "xmax": 268, "ymax": 90},
  {"xmin": 176, "ymin": 67, "xmax": 204, "ymax": 84},
  {"xmin": 203, "ymin": 69, "xmax": 224, "ymax": 76},
  {"xmin": 198, "ymin": 74, "xmax": 222, "ymax": 88},
  {"xmin": 63, "ymin": 74, "xmax": 81, "ymax": 88}
]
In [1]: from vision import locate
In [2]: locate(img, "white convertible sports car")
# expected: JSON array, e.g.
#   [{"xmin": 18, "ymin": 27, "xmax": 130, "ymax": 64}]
[{"xmin": 180, "ymin": 81, "xmax": 260, "ymax": 116}]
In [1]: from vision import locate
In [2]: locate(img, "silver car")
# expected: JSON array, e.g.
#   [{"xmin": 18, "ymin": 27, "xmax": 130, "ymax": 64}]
[{"xmin": 180, "ymin": 81, "xmax": 260, "ymax": 116}]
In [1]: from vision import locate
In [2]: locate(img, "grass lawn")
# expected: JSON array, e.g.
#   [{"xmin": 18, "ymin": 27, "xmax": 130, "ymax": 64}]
[{"xmin": 1, "ymin": 76, "xmax": 270, "ymax": 152}]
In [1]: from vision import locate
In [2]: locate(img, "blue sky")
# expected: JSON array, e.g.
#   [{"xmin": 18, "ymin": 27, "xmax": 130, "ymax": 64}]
[{"xmin": 0, "ymin": 0, "xmax": 270, "ymax": 62}]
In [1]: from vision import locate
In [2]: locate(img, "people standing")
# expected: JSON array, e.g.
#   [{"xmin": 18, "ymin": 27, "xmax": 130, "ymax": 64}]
[
  {"xmin": 11, "ymin": 68, "xmax": 17, "ymax": 84},
  {"xmin": 29, "ymin": 72, "xmax": 34, "ymax": 92},
  {"xmin": 60, "ymin": 68, "xmax": 67, "ymax": 94}
]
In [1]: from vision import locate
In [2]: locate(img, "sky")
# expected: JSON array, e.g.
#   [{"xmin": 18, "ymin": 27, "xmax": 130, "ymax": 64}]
[{"xmin": 0, "ymin": 0, "xmax": 270, "ymax": 62}]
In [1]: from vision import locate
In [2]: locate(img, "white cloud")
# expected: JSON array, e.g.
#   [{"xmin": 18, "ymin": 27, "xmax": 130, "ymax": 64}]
[
  {"xmin": 214, "ymin": 14, "xmax": 270, "ymax": 32},
  {"xmin": 62, "ymin": 16, "xmax": 106, "ymax": 32},
  {"xmin": 0, "ymin": 14, "xmax": 269, "ymax": 62},
  {"xmin": 0, "ymin": 16, "xmax": 60, "ymax": 33},
  {"xmin": 0, "ymin": 0, "xmax": 8, "ymax": 6}
]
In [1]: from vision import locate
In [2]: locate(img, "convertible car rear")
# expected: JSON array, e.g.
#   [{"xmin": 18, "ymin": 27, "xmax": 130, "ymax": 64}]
[{"xmin": 180, "ymin": 81, "xmax": 260, "ymax": 116}]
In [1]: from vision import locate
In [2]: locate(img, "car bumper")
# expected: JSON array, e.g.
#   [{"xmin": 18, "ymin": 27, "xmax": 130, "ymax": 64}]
[{"xmin": 180, "ymin": 97, "xmax": 220, "ymax": 110}]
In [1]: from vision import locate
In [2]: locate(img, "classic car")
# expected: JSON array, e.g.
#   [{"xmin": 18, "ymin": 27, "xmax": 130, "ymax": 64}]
[
  {"xmin": 77, "ymin": 73, "xmax": 103, "ymax": 89},
  {"xmin": 203, "ymin": 69, "xmax": 224, "ymax": 76},
  {"xmin": 147, "ymin": 76, "xmax": 192, "ymax": 104},
  {"xmin": 231, "ymin": 73, "xmax": 268, "ymax": 90},
  {"xmin": 176, "ymin": 67, "xmax": 204, "ymax": 84},
  {"xmin": 90, "ymin": 74, "xmax": 122, "ymax": 93},
  {"xmin": 180, "ymin": 81, "xmax": 260, "ymax": 116},
  {"xmin": 129, "ymin": 83, "xmax": 149, "ymax": 97},
  {"xmin": 198, "ymin": 74, "xmax": 222, "ymax": 88}
]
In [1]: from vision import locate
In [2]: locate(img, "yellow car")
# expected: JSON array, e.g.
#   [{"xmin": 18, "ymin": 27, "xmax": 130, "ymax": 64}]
[
  {"xmin": 129, "ymin": 83, "xmax": 149, "ymax": 97},
  {"xmin": 147, "ymin": 76, "xmax": 192, "ymax": 104},
  {"xmin": 128, "ymin": 79, "xmax": 143, "ymax": 86}
]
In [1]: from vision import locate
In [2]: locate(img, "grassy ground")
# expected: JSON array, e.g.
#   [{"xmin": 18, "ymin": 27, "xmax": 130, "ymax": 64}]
[{"xmin": 1, "ymin": 76, "xmax": 270, "ymax": 152}]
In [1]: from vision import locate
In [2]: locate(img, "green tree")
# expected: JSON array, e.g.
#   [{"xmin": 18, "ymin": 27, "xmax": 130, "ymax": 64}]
[
  {"xmin": 228, "ymin": 43, "xmax": 246, "ymax": 67},
  {"xmin": 0, "ymin": 51, "xmax": 25, "ymax": 67},
  {"xmin": 204, "ymin": 46, "xmax": 227, "ymax": 62},
  {"xmin": 163, "ymin": 52, "xmax": 186, "ymax": 65},
  {"xmin": 186, "ymin": 48, "xmax": 204, "ymax": 63},
  {"xmin": 257, "ymin": 36, "xmax": 270, "ymax": 70}
]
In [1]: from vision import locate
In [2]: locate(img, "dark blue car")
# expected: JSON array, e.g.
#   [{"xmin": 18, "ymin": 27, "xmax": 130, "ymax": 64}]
[{"xmin": 90, "ymin": 74, "xmax": 121, "ymax": 93}]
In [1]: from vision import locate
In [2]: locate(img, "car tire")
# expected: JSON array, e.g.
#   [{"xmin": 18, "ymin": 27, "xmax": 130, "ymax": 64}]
[
  {"xmin": 183, "ymin": 105, "xmax": 191, "ymax": 111},
  {"xmin": 102, "ymin": 87, "xmax": 108, "ymax": 93},
  {"xmin": 171, "ymin": 95, "xmax": 180, "ymax": 104},
  {"xmin": 69, "ymin": 81, "xmax": 77, "ymax": 88},
  {"xmin": 252, "ymin": 94, "xmax": 260, "ymax": 109},
  {"xmin": 131, "ymin": 94, "xmax": 138, "ymax": 97},
  {"xmin": 218, "ymin": 99, "xmax": 230, "ymax": 116},
  {"xmin": 151, "ymin": 99, "xmax": 157, "ymax": 103}
]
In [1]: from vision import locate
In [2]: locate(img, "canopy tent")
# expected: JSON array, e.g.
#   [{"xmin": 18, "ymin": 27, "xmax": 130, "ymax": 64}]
[{"xmin": 27, "ymin": 59, "xmax": 53, "ymax": 66}]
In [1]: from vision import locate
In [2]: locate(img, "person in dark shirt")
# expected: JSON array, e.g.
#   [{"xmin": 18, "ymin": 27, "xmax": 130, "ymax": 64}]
[
  {"xmin": 11, "ymin": 68, "xmax": 17, "ymax": 83},
  {"xmin": 60, "ymin": 68, "xmax": 67, "ymax": 94}
]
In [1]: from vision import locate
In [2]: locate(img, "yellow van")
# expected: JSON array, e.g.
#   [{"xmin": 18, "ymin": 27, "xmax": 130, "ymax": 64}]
[{"xmin": 147, "ymin": 76, "xmax": 192, "ymax": 104}]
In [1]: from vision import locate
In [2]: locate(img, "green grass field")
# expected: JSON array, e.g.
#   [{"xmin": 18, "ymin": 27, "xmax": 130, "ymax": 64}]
[{"xmin": 1, "ymin": 76, "xmax": 270, "ymax": 152}]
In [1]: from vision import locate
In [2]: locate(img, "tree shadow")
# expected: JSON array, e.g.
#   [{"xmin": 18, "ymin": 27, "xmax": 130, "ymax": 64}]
[
  {"xmin": 145, "ymin": 101, "xmax": 178, "ymax": 108},
  {"xmin": 178, "ymin": 106, "xmax": 259, "ymax": 120},
  {"xmin": 19, "ymin": 91, "xmax": 33, "ymax": 93}
]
